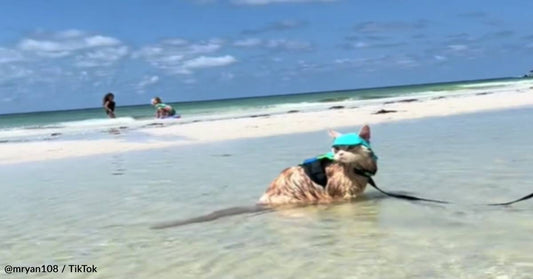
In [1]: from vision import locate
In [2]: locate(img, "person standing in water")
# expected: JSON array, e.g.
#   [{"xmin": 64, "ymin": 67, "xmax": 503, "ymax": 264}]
[
  {"xmin": 103, "ymin": 92, "xmax": 116, "ymax": 118},
  {"xmin": 151, "ymin": 97, "xmax": 178, "ymax": 118}
]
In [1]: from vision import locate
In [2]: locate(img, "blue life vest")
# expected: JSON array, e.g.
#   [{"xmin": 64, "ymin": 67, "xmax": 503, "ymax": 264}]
[{"xmin": 300, "ymin": 154, "xmax": 333, "ymax": 187}]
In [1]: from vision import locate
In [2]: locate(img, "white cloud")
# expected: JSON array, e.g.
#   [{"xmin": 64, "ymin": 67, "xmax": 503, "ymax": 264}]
[
  {"xmin": 233, "ymin": 38, "xmax": 312, "ymax": 51},
  {"xmin": 164, "ymin": 55, "xmax": 185, "ymax": 62},
  {"xmin": 395, "ymin": 58, "xmax": 417, "ymax": 67},
  {"xmin": 18, "ymin": 39, "xmax": 62, "ymax": 52},
  {"xmin": 0, "ymin": 48, "xmax": 24, "ymax": 63},
  {"xmin": 92, "ymin": 68, "xmax": 115, "ymax": 77},
  {"xmin": 352, "ymin": 42, "xmax": 369, "ymax": 48},
  {"xmin": 84, "ymin": 35, "xmax": 121, "ymax": 48},
  {"xmin": 37, "ymin": 51, "xmax": 72, "ymax": 58},
  {"xmin": 134, "ymin": 39, "xmax": 222, "ymax": 59},
  {"xmin": 2, "ymin": 97, "xmax": 14, "ymax": 103},
  {"xmin": 78, "ymin": 71, "xmax": 90, "ymax": 81},
  {"xmin": 75, "ymin": 46, "xmax": 129, "ymax": 67},
  {"xmin": 188, "ymin": 41, "xmax": 222, "ymax": 53},
  {"xmin": 294, "ymin": 59, "xmax": 325, "ymax": 72},
  {"xmin": 134, "ymin": 39, "xmax": 234, "ymax": 74},
  {"xmin": 162, "ymin": 38, "xmax": 189, "ymax": 46},
  {"xmin": 0, "ymin": 64, "xmax": 33, "ymax": 83},
  {"xmin": 19, "ymin": 36, "xmax": 120, "ymax": 52},
  {"xmin": 334, "ymin": 58, "xmax": 351, "ymax": 64},
  {"xmin": 136, "ymin": 75, "xmax": 160, "ymax": 93},
  {"xmin": 85, "ymin": 46, "xmax": 129, "ymax": 60},
  {"xmin": 182, "ymin": 55, "xmax": 237, "ymax": 69},
  {"xmin": 232, "ymin": 0, "xmax": 336, "ymax": 5},
  {"xmin": 448, "ymin": 44, "xmax": 468, "ymax": 51},
  {"xmin": 138, "ymin": 75, "xmax": 160, "ymax": 87},
  {"xmin": 437, "ymin": 44, "xmax": 481, "ymax": 59},
  {"xmin": 17, "ymin": 31, "xmax": 122, "ymax": 58},
  {"xmin": 331, "ymin": 55, "xmax": 420, "ymax": 71},
  {"xmin": 234, "ymin": 38, "xmax": 263, "ymax": 47},
  {"xmin": 8, "ymin": 30, "xmax": 128, "ymax": 72},
  {"xmin": 265, "ymin": 39, "xmax": 312, "ymax": 50}
]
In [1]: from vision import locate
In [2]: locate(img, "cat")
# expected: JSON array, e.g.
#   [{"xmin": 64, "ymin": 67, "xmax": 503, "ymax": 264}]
[
  {"xmin": 151, "ymin": 125, "xmax": 378, "ymax": 229},
  {"xmin": 258, "ymin": 125, "xmax": 378, "ymax": 205}
]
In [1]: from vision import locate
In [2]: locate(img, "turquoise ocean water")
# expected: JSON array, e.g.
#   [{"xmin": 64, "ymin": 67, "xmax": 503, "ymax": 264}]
[
  {"xmin": 1, "ymin": 77, "xmax": 532, "ymax": 143},
  {"xmin": 1, "ymin": 107, "xmax": 532, "ymax": 278}
]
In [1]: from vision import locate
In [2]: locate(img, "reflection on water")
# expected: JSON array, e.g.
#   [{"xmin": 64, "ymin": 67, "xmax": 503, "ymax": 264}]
[{"xmin": 1, "ymin": 108, "xmax": 533, "ymax": 279}]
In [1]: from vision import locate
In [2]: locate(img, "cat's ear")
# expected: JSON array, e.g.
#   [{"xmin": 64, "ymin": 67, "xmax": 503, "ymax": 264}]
[
  {"xmin": 358, "ymin": 125, "xmax": 371, "ymax": 142},
  {"xmin": 328, "ymin": 129, "xmax": 342, "ymax": 138}
]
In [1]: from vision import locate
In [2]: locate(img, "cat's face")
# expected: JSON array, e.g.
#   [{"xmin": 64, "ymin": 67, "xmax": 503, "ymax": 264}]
[
  {"xmin": 328, "ymin": 125, "xmax": 378, "ymax": 174},
  {"xmin": 332, "ymin": 144, "xmax": 374, "ymax": 164}
]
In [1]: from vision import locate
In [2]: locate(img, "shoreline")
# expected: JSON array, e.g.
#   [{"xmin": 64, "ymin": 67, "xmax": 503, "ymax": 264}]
[{"xmin": 1, "ymin": 89, "xmax": 532, "ymax": 165}]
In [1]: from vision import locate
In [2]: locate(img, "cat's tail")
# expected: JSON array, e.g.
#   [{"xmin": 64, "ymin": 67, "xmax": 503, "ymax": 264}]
[{"xmin": 150, "ymin": 205, "xmax": 272, "ymax": 229}]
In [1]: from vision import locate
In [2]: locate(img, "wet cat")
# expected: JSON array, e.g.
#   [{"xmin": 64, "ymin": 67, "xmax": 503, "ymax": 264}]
[
  {"xmin": 258, "ymin": 125, "xmax": 378, "ymax": 205},
  {"xmin": 151, "ymin": 125, "xmax": 378, "ymax": 229}
]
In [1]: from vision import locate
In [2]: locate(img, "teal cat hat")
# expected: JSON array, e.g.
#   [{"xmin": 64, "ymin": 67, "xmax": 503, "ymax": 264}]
[{"xmin": 332, "ymin": 133, "xmax": 372, "ymax": 149}]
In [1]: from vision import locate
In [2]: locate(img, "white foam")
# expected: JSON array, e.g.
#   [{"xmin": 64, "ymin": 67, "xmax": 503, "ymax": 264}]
[
  {"xmin": 459, "ymin": 79, "xmax": 533, "ymax": 89},
  {"xmin": 57, "ymin": 117, "xmax": 137, "ymax": 128},
  {"xmin": 0, "ymin": 117, "xmax": 150, "ymax": 142}
]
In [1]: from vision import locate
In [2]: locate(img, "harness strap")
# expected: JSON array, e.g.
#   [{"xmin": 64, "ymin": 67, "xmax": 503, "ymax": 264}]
[{"xmin": 301, "ymin": 159, "xmax": 331, "ymax": 187}]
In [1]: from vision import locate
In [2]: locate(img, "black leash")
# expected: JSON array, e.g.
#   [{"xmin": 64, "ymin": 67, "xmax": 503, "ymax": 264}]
[
  {"xmin": 487, "ymin": 192, "xmax": 533, "ymax": 206},
  {"xmin": 366, "ymin": 176, "xmax": 449, "ymax": 204},
  {"xmin": 354, "ymin": 169, "xmax": 533, "ymax": 206}
]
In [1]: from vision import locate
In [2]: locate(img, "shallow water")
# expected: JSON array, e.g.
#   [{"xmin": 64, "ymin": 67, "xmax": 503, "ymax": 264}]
[{"xmin": 1, "ymin": 108, "xmax": 533, "ymax": 279}]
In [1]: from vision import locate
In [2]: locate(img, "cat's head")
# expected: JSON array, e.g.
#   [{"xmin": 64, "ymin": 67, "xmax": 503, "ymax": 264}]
[{"xmin": 328, "ymin": 125, "xmax": 378, "ymax": 174}]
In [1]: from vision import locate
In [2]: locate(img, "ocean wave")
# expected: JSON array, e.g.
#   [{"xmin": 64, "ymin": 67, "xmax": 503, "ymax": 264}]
[
  {"xmin": 317, "ymin": 97, "xmax": 353, "ymax": 103},
  {"xmin": 458, "ymin": 79, "xmax": 532, "ymax": 89}
]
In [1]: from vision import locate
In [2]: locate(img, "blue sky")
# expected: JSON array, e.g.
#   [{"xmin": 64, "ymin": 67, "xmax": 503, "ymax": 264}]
[{"xmin": 1, "ymin": 0, "xmax": 532, "ymax": 113}]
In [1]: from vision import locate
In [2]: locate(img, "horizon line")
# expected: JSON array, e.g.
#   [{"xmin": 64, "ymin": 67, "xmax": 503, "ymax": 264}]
[{"xmin": 0, "ymin": 75, "xmax": 518, "ymax": 117}]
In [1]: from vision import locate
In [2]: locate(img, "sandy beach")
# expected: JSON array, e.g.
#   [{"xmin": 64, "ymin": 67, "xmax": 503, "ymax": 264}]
[{"xmin": 1, "ymin": 88, "xmax": 532, "ymax": 165}]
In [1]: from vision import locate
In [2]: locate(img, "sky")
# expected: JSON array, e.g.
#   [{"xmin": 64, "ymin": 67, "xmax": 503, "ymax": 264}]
[{"xmin": 0, "ymin": 0, "xmax": 532, "ymax": 113}]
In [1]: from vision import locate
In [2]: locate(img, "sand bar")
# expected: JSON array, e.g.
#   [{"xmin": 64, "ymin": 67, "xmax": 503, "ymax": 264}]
[{"xmin": 1, "ymin": 89, "xmax": 532, "ymax": 165}]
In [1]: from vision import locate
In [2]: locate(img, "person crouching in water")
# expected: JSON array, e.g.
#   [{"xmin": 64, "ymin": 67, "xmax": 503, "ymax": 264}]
[
  {"xmin": 103, "ymin": 92, "xmax": 116, "ymax": 118},
  {"xmin": 151, "ymin": 97, "xmax": 177, "ymax": 118}
]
